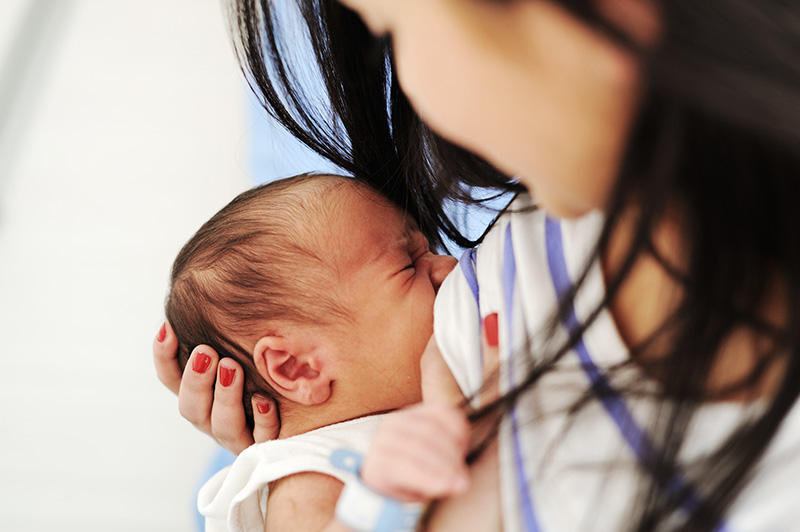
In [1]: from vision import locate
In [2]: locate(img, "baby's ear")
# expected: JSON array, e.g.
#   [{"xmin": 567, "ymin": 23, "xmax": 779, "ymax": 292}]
[{"xmin": 253, "ymin": 335, "xmax": 333, "ymax": 406}]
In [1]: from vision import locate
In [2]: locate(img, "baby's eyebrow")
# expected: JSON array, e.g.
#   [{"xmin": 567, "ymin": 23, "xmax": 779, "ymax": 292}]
[
  {"xmin": 404, "ymin": 216, "xmax": 421, "ymax": 233},
  {"xmin": 367, "ymin": 231, "xmax": 411, "ymax": 267},
  {"xmin": 406, "ymin": 224, "xmax": 430, "ymax": 251}
]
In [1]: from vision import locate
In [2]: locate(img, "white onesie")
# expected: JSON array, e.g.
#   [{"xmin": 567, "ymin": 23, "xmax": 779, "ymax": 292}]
[{"xmin": 198, "ymin": 414, "xmax": 387, "ymax": 532}]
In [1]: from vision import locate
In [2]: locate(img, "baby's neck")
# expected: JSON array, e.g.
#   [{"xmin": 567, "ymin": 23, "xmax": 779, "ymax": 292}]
[{"xmin": 276, "ymin": 400, "xmax": 394, "ymax": 439}]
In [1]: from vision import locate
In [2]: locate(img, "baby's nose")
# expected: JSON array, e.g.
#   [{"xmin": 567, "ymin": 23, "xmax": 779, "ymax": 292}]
[{"xmin": 427, "ymin": 254, "xmax": 458, "ymax": 293}]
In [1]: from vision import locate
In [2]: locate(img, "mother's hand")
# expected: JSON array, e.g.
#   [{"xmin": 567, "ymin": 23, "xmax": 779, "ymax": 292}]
[{"xmin": 153, "ymin": 322, "xmax": 280, "ymax": 454}]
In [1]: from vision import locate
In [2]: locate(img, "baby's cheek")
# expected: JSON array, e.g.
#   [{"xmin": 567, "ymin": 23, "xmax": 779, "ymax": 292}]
[
  {"xmin": 414, "ymin": 303, "xmax": 436, "ymax": 356},
  {"xmin": 413, "ymin": 282, "xmax": 436, "ymax": 321}
]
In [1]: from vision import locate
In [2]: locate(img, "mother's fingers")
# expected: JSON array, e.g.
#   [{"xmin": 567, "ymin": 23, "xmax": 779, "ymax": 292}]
[
  {"xmin": 153, "ymin": 322, "xmax": 182, "ymax": 395},
  {"xmin": 251, "ymin": 395, "xmax": 281, "ymax": 444},
  {"xmin": 480, "ymin": 313, "xmax": 501, "ymax": 407},
  {"xmin": 178, "ymin": 345, "xmax": 219, "ymax": 434},
  {"xmin": 176, "ymin": 346, "xmax": 274, "ymax": 455},
  {"xmin": 210, "ymin": 358, "xmax": 255, "ymax": 455}
]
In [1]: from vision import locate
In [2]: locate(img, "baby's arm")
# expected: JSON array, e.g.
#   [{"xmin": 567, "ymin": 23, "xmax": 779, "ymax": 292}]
[
  {"xmin": 262, "ymin": 403, "xmax": 468, "ymax": 532},
  {"xmin": 335, "ymin": 322, "xmax": 499, "ymax": 531},
  {"xmin": 264, "ymin": 403, "xmax": 469, "ymax": 532},
  {"xmin": 420, "ymin": 335, "xmax": 467, "ymax": 406},
  {"xmin": 362, "ymin": 318, "xmax": 500, "ymax": 500},
  {"xmin": 264, "ymin": 404, "xmax": 469, "ymax": 532},
  {"xmin": 265, "ymin": 472, "xmax": 350, "ymax": 532}
]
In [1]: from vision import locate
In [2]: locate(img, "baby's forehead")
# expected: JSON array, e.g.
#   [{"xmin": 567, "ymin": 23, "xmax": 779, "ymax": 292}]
[
  {"xmin": 307, "ymin": 178, "xmax": 419, "ymax": 262},
  {"xmin": 324, "ymin": 178, "xmax": 412, "ymax": 229}
]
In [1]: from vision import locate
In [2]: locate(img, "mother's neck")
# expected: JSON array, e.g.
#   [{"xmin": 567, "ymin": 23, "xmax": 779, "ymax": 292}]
[
  {"xmin": 600, "ymin": 206, "xmax": 786, "ymax": 400},
  {"xmin": 600, "ymin": 205, "xmax": 684, "ymax": 356}
]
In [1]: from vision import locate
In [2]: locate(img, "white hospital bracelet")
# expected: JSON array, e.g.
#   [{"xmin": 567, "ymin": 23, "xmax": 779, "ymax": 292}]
[{"xmin": 331, "ymin": 448, "xmax": 425, "ymax": 532}]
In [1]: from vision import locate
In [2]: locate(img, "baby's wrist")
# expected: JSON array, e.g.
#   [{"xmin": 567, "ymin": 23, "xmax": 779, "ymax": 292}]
[{"xmin": 331, "ymin": 449, "xmax": 424, "ymax": 532}]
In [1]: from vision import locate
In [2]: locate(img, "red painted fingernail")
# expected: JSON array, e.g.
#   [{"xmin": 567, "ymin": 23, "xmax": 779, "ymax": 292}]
[
  {"xmin": 192, "ymin": 352, "xmax": 212, "ymax": 374},
  {"xmin": 219, "ymin": 366, "xmax": 236, "ymax": 387},
  {"xmin": 156, "ymin": 322, "xmax": 167, "ymax": 343},
  {"xmin": 484, "ymin": 313, "xmax": 499, "ymax": 347},
  {"xmin": 256, "ymin": 401, "xmax": 271, "ymax": 415}
]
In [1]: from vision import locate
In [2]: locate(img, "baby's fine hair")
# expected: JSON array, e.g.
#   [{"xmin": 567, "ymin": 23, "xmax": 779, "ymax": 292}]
[{"xmin": 166, "ymin": 173, "xmax": 354, "ymax": 425}]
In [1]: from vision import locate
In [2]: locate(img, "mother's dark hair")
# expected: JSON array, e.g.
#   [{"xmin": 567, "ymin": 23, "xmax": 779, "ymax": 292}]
[{"xmin": 226, "ymin": 1, "xmax": 800, "ymax": 530}]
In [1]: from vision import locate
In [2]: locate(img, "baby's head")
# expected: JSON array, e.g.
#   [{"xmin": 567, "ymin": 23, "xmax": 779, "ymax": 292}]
[{"xmin": 166, "ymin": 174, "xmax": 456, "ymax": 429}]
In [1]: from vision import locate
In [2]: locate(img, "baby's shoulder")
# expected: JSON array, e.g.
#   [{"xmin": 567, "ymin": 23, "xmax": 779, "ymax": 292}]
[{"xmin": 265, "ymin": 471, "xmax": 343, "ymax": 532}]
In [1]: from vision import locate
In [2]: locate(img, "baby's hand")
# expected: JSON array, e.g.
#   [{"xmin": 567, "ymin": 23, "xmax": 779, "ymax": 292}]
[{"xmin": 361, "ymin": 403, "xmax": 470, "ymax": 503}]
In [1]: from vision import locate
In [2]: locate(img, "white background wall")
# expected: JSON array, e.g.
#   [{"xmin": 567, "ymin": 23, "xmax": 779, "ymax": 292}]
[
  {"xmin": 0, "ymin": 1, "xmax": 321, "ymax": 530},
  {"xmin": 0, "ymin": 2, "xmax": 497, "ymax": 530}
]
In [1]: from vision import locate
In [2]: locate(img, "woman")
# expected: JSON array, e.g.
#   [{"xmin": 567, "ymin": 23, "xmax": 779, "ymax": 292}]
[{"xmin": 155, "ymin": 0, "xmax": 800, "ymax": 529}]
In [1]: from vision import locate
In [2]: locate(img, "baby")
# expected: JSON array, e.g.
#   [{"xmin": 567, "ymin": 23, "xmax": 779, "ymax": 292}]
[{"xmin": 166, "ymin": 173, "xmax": 461, "ymax": 531}]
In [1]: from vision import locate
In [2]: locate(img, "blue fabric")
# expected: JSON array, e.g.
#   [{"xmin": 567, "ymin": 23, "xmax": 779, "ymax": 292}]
[
  {"xmin": 502, "ymin": 223, "xmax": 541, "ymax": 532},
  {"xmin": 459, "ymin": 247, "xmax": 484, "ymax": 372},
  {"xmin": 195, "ymin": 448, "xmax": 236, "ymax": 531}
]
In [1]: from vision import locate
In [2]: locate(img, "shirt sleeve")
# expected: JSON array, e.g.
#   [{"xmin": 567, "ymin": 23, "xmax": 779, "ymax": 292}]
[
  {"xmin": 433, "ymin": 216, "xmax": 509, "ymax": 406},
  {"xmin": 433, "ymin": 256, "xmax": 484, "ymax": 404}
]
